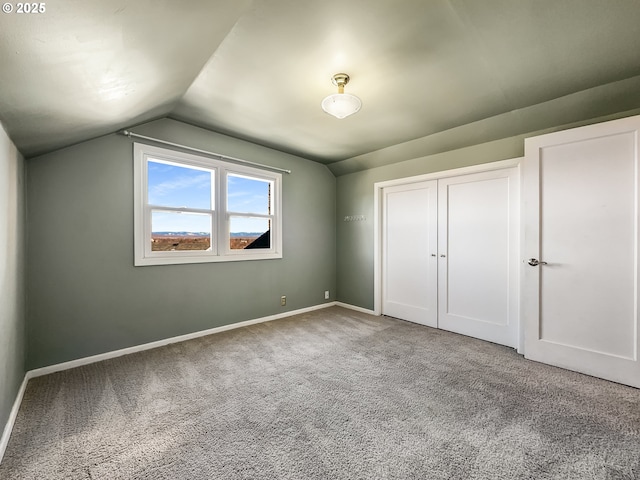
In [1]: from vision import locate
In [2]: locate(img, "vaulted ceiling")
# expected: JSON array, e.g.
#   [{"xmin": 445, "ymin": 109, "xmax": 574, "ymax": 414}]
[{"xmin": 2, "ymin": 0, "xmax": 640, "ymax": 167}]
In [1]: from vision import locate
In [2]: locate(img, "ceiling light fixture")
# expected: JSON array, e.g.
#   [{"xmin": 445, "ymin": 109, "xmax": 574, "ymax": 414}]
[{"xmin": 321, "ymin": 73, "xmax": 362, "ymax": 119}]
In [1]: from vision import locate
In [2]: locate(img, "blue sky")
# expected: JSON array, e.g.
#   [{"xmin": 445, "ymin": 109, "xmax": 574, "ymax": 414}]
[{"xmin": 148, "ymin": 160, "xmax": 271, "ymax": 233}]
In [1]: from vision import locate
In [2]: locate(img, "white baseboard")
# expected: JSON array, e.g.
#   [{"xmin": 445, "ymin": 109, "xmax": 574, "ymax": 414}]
[
  {"xmin": 0, "ymin": 374, "xmax": 29, "ymax": 465},
  {"xmin": 0, "ymin": 300, "xmax": 374, "ymax": 465},
  {"xmin": 335, "ymin": 302, "xmax": 377, "ymax": 315},
  {"xmin": 28, "ymin": 302, "xmax": 340, "ymax": 379}
]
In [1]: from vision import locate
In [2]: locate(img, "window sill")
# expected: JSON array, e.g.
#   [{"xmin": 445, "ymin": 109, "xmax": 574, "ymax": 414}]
[{"xmin": 134, "ymin": 252, "xmax": 283, "ymax": 267}]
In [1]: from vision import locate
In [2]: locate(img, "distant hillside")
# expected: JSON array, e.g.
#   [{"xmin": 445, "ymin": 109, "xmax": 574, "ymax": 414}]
[{"xmin": 152, "ymin": 232, "xmax": 261, "ymax": 238}]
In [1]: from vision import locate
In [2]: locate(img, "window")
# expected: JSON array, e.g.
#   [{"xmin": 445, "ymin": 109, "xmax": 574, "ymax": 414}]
[{"xmin": 134, "ymin": 143, "xmax": 282, "ymax": 266}]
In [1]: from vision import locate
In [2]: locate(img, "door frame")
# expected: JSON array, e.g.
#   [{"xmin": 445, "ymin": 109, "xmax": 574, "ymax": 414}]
[{"xmin": 373, "ymin": 158, "xmax": 523, "ymax": 348}]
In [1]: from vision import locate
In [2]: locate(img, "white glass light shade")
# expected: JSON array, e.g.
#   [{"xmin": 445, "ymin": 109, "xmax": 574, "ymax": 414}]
[{"xmin": 321, "ymin": 93, "xmax": 362, "ymax": 119}]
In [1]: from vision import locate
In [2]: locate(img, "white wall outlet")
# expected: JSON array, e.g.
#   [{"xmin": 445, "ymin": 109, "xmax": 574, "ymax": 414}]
[
  {"xmin": 280, "ymin": 295, "xmax": 286, "ymax": 306},
  {"xmin": 324, "ymin": 290, "xmax": 330, "ymax": 300}
]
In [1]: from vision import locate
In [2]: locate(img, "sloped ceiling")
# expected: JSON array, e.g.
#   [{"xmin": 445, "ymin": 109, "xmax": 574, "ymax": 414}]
[{"xmin": 2, "ymin": 0, "xmax": 640, "ymax": 169}]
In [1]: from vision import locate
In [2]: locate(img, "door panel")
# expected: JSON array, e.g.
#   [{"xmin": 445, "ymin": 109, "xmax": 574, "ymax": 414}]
[
  {"xmin": 438, "ymin": 168, "xmax": 519, "ymax": 348},
  {"xmin": 382, "ymin": 181, "xmax": 438, "ymax": 327},
  {"xmin": 523, "ymin": 116, "xmax": 640, "ymax": 387}
]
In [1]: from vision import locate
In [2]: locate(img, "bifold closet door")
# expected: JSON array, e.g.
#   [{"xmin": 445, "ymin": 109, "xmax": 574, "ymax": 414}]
[
  {"xmin": 437, "ymin": 168, "xmax": 520, "ymax": 348},
  {"xmin": 523, "ymin": 115, "xmax": 640, "ymax": 388},
  {"xmin": 381, "ymin": 181, "xmax": 438, "ymax": 327}
]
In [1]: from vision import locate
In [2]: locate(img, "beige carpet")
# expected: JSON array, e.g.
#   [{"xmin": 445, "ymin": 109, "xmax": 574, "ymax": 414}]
[{"xmin": 1, "ymin": 306, "xmax": 639, "ymax": 479}]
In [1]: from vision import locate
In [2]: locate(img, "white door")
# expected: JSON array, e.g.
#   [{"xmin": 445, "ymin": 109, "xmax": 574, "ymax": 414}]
[
  {"xmin": 523, "ymin": 115, "xmax": 640, "ymax": 388},
  {"xmin": 437, "ymin": 168, "xmax": 520, "ymax": 348},
  {"xmin": 382, "ymin": 181, "xmax": 438, "ymax": 327}
]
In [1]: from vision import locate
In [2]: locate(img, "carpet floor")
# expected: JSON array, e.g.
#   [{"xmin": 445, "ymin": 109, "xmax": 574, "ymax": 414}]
[{"xmin": 1, "ymin": 306, "xmax": 640, "ymax": 479}]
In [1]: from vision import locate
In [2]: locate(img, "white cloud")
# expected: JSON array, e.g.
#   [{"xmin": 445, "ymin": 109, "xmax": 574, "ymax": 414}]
[{"xmin": 150, "ymin": 173, "xmax": 211, "ymax": 197}]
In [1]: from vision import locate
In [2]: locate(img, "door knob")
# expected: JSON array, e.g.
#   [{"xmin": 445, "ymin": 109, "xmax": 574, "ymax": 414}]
[{"xmin": 528, "ymin": 258, "xmax": 548, "ymax": 266}]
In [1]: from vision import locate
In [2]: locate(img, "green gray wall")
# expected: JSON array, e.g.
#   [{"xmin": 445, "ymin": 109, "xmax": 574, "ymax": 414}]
[
  {"xmin": 23, "ymin": 107, "xmax": 640, "ymax": 368},
  {"xmin": 334, "ymin": 110, "xmax": 640, "ymax": 310},
  {"xmin": 0, "ymin": 123, "xmax": 25, "ymax": 437},
  {"xmin": 26, "ymin": 119, "xmax": 336, "ymax": 369}
]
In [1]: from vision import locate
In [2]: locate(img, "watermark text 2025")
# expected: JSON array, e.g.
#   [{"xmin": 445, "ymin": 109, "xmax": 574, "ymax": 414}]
[{"xmin": 2, "ymin": 3, "xmax": 46, "ymax": 14}]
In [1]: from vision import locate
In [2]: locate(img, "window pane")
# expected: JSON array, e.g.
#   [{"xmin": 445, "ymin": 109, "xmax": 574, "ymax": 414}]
[
  {"xmin": 148, "ymin": 160, "xmax": 212, "ymax": 209},
  {"xmin": 151, "ymin": 211, "xmax": 212, "ymax": 251},
  {"xmin": 227, "ymin": 174, "xmax": 271, "ymax": 214},
  {"xmin": 229, "ymin": 217, "xmax": 271, "ymax": 250}
]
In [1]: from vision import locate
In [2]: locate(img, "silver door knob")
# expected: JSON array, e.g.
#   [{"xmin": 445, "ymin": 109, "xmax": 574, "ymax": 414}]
[{"xmin": 528, "ymin": 258, "xmax": 548, "ymax": 266}]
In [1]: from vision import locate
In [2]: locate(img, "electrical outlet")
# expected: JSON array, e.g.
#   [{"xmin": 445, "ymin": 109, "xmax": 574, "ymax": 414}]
[
  {"xmin": 281, "ymin": 295, "xmax": 286, "ymax": 306},
  {"xmin": 324, "ymin": 290, "xmax": 330, "ymax": 300}
]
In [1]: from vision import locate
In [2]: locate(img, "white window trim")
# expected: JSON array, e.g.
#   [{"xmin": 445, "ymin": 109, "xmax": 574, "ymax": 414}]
[{"xmin": 134, "ymin": 143, "xmax": 283, "ymax": 266}]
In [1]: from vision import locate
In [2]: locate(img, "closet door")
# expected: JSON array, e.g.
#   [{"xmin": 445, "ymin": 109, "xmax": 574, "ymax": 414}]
[
  {"xmin": 437, "ymin": 168, "xmax": 520, "ymax": 348},
  {"xmin": 382, "ymin": 181, "xmax": 438, "ymax": 327},
  {"xmin": 523, "ymin": 115, "xmax": 640, "ymax": 388}
]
